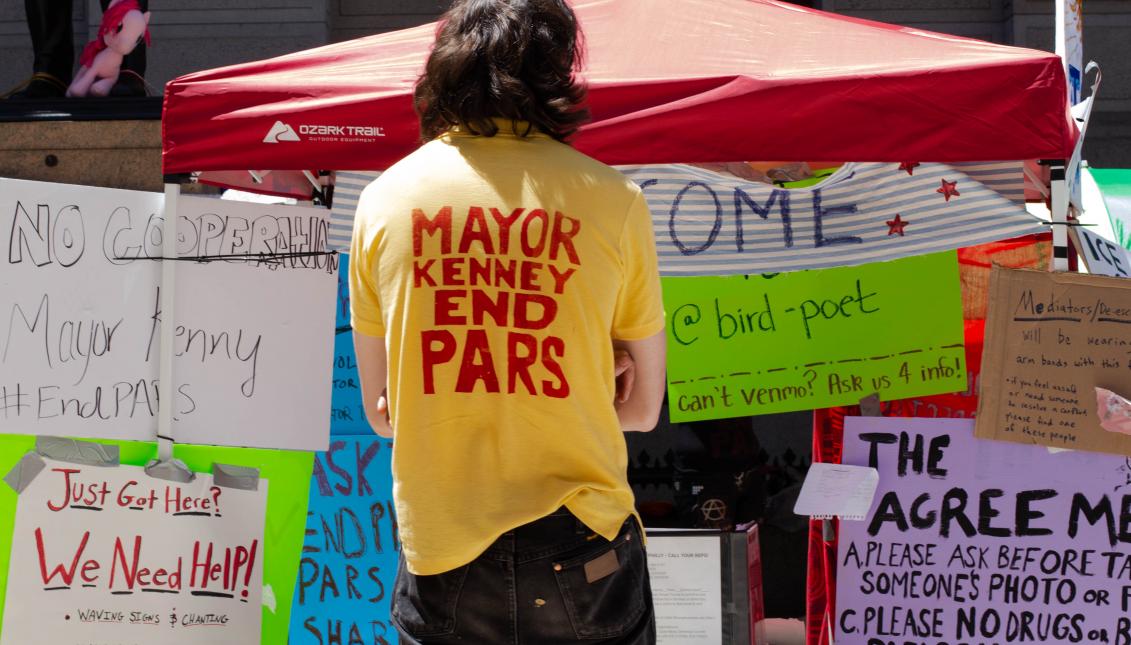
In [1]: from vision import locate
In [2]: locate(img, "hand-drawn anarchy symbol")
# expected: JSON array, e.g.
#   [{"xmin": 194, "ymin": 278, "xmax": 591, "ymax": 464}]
[{"xmin": 700, "ymin": 498, "xmax": 727, "ymax": 522}]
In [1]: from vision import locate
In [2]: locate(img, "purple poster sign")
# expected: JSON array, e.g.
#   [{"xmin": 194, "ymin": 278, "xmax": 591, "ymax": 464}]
[{"xmin": 836, "ymin": 417, "xmax": 1131, "ymax": 645}]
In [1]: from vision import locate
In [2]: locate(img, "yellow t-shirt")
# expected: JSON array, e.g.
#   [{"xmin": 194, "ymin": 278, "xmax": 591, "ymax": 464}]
[{"xmin": 349, "ymin": 120, "xmax": 664, "ymax": 575}]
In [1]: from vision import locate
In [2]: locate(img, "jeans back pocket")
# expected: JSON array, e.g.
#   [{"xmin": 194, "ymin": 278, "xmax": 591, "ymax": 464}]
[
  {"xmin": 391, "ymin": 558, "xmax": 470, "ymax": 639},
  {"xmin": 553, "ymin": 521, "xmax": 648, "ymax": 640}
]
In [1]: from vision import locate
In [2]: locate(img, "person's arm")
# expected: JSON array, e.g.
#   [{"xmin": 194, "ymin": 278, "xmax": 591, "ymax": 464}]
[
  {"xmin": 353, "ymin": 331, "xmax": 393, "ymax": 438},
  {"xmin": 613, "ymin": 330, "xmax": 666, "ymax": 432}
]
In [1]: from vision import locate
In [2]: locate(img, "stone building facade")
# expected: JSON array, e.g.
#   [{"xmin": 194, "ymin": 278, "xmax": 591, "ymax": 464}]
[{"xmin": 1, "ymin": 0, "xmax": 1126, "ymax": 165}]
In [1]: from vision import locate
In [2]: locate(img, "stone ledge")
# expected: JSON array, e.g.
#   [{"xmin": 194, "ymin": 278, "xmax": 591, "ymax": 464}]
[{"xmin": 0, "ymin": 120, "xmax": 162, "ymax": 192}]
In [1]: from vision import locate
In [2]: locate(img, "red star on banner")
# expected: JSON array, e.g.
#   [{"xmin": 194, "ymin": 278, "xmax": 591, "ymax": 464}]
[
  {"xmin": 899, "ymin": 162, "xmax": 920, "ymax": 175},
  {"xmin": 886, "ymin": 214, "xmax": 909, "ymax": 236},
  {"xmin": 937, "ymin": 179, "xmax": 960, "ymax": 202}
]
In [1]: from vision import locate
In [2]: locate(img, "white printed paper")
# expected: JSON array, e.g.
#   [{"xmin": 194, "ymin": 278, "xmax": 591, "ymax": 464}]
[
  {"xmin": 647, "ymin": 533, "xmax": 722, "ymax": 645},
  {"xmin": 0, "ymin": 459, "xmax": 267, "ymax": 645},
  {"xmin": 1075, "ymin": 226, "xmax": 1131, "ymax": 278},
  {"xmin": 793, "ymin": 462, "xmax": 879, "ymax": 521},
  {"xmin": 0, "ymin": 178, "xmax": 335, "ymax": 450}
]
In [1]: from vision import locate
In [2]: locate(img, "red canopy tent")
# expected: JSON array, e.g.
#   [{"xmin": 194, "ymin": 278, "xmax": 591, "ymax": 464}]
[
  {"xmin": 158, "ymin": 2, "xmax": 1077, "ymax": 643},
  {"xmin": 162, "ymin": 0, "xmax": 1076, "ymax": 188}
]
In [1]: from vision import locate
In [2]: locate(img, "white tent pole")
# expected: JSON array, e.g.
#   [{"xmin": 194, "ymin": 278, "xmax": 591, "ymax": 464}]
[
  {"xmin": 1050, "ymin": 163, "xmax": 1070, "ymax": 272},
  {"xmin": 157, "ymin": 182, "xmax": 179, "ymax": 462}
]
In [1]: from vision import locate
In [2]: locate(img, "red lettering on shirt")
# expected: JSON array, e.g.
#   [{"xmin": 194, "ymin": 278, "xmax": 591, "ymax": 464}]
[
  {"xmin": 549, "ymin": 212, "xmax": 581, "ymax": 265},
  {"xmin": 459, "ymin": 207, "xmax": 495, "ymax": 254},
  {"xmin": 410, "ymin": 204, "xmax": 583, "ymax": 399},
  {"xmin": 454, "ymin": 329, "xmax": 500, "ymax": 394},
  {"xmin": 519, "ymin": 209, "xmax": 549, "ymax": 258},
  {"xmin": 421, "ymin": 329, "xmax": 457, "ymax": 394},
  {"xmin": 413, "ymin": 207, "xmax": 452, "ymax": 256}
]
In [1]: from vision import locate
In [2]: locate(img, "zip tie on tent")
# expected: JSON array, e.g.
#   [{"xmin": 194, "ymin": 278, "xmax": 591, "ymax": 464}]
[{"xmin": 147, "ymin": 183, "xmax": 195, "ymax": 484}]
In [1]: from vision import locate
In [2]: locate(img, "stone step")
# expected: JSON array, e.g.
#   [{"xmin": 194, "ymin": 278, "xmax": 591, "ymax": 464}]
[{"xmin": 0, "ymin": 97, "xmax": 166, "ymax": 192}]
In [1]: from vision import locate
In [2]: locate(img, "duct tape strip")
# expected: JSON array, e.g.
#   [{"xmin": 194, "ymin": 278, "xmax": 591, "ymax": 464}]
[
  {"xmin": 145, "ymin": 457, "xmax": 196, "ymax": 483},
  {"xmin": 858, "ymin": 393, "xmax": 882, "ymax": 417},
  {"xmin": 212, "ymin": 463, "xmax": 260, "ymax": 491},
  {"xmin": 4, "ymin": 452, "xmax": 47, "ymax": 493},
  {"xmin": 35, "ymin": 436, "xmax": 120, "ymax": 467}
]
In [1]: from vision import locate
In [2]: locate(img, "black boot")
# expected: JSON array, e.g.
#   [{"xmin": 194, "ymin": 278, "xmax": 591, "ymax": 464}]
[
  {"xmin": 3, "ymin": 72, "xmax": 68, "ymax": 99},
  {"xmin": 4, "ymin": 0, "xmax": 74, "ymax": 99}
]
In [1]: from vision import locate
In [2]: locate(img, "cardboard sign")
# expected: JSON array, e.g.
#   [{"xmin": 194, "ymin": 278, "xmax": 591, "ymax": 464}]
[
  {"xmin": 1, "ymin": 459, "xmax": 266, "ymax": 644},
  {"xmin": 1074, "ymin": 226, "xmax": 1131, "ymax": 278},
  {"xmin": 620, "ymin": 163, "xmax": 1045, "ymax": 276},
  {"xmin": 977, "ymin": 266, "xmax": 1131, "ymax": 455},
  {"xmin": 289, "ymin": 437, "xmax": 399, "ymax": 645},
  {"xmin": 837, "ymin": 416, "xmax": 1131, "ymax": 645},
  {"xmin": 663, "ymin": 252, "xmax": 966, "ymax": 422},
  {"xmin": 0, "ymin": 179, "xmax": 336, "ymax": 450}
]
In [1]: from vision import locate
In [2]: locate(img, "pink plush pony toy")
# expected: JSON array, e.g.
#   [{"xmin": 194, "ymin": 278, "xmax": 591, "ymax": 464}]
[{"xmin": 66, "ymin": 0, "xmax": 151, "ymax": 97}]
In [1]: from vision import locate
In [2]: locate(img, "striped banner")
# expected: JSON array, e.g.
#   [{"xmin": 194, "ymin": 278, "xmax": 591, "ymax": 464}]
[
  {"xmin": 621, "ymin": 162, "xmax": 1042, "ymax": 276},
  {"xmin": 952, "ymin": 161, "xmax": 1025, "ymax": 204},
  {"xmin": 329, "ymin": 170, "xmax": 380, "ymax": 251},
  {"xmin": 328, "ymin": 162, "xmax": 1039, "ymax": 277}
]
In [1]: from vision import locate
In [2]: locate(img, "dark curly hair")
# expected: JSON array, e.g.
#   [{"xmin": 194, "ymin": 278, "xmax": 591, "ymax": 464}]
[{"xmin": 414, "ymin": 0, "xmax": 589, "ymax": 143}]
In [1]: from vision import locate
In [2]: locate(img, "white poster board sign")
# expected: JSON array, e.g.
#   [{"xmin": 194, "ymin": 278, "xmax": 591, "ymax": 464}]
[
  {"xmin": 0, "ymin": 179, "xmax": 335, "ymax": 450},
  {"xmin": 647, "ymin": 532, "xmax": 722, "ymax": 644},
  {"xmin": 1, "ymin": 459, "xmax": 267, "ymax": 645},
  {"xmin": 1074, "ymin": 225, "xmax": 1131, "ymax": 277}
]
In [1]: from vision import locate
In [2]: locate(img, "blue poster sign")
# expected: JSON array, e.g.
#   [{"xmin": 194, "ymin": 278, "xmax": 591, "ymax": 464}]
[
  {"xmin": 289, "ymin": 436, "xmax": 399, "ymax": 644},
  {"xmin": 332, "ymin": 253, "xmax": 372, "ymax": 434}
]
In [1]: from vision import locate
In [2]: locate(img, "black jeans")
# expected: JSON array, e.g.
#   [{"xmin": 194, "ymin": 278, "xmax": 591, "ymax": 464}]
[{"xmin": 392, "ymin": 510, "xmax": 656, "ymax": 644}]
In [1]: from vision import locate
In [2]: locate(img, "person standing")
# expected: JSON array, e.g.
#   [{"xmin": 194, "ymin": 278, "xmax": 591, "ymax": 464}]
[{"xmin": 349, "ymin": 0, "xmax": 667, "ymax": 642}]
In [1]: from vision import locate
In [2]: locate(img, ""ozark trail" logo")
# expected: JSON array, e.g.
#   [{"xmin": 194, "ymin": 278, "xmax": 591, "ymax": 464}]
[
  {"xmin": 263, "ymin": 120, "xmax": 300, "ymax": 143},
  {"xmin": 263, "ymin": 120, "xmax": 385, "ymax": 144}
]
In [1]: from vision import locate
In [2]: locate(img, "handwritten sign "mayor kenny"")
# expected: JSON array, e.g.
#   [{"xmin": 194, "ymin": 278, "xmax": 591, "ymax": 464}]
[
  {"xmin": 0, "ymin": 178, "xmax": 336, "ymax": 450},
  {"xmin": 0, "ymin": 460, "xmax": 267, "ymax": 645},
  {"xmin": 663, "ymin": 252, "xmax": 966, "ymax": 422}
]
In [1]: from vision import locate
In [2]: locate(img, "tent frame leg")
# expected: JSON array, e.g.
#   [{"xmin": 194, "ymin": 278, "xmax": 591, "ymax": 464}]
[{"xmin": 1048, "ymin": 160, "xmax": 1070, "ymax": 272}]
